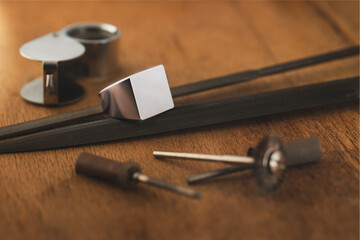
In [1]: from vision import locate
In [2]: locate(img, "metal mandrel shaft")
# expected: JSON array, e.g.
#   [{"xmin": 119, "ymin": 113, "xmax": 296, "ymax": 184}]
[
  {"xmin": 186, "ymin": 165, "xmax": 251, "ymax": 184},
  {"xmin": 153, "ymin": 151, "xmax": 254, "ymax": 164},
  {"xmin": 153, "ymin": 151, "xmax": 254, "ymax": 184}
]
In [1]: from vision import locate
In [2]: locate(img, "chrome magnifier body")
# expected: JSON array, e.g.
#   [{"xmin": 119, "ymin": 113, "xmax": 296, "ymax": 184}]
[{"xmin": 20, "ymin": 22, "xmax": 121, "ymax": 106}]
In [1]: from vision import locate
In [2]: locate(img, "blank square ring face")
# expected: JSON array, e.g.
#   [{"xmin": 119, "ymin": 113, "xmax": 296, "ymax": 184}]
[
  {"xmin": 99, "ymin": 65, "xmax": 174, "ymax": 120},
  {"xmin": 131, "ymin": 65, "xmax": 174, "ymax": 120}
]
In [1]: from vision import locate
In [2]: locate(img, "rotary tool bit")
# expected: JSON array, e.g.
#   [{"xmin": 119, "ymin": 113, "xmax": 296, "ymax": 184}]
[
  {"xmin": 154, "ymin": 135, "xmax": 321, "ymax": 193},
  {"xmin": 76, "ymin": 152, "xmax": 201, "ymax": 198}
]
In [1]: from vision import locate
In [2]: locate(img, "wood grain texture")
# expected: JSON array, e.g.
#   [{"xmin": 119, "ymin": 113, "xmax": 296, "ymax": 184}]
[{"xmin": 0, "ymin": 1, "xmax": 358, "ymax": 240}]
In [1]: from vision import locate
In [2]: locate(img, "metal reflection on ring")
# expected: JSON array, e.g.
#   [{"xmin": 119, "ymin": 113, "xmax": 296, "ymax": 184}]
[{"xmin": 99, "ymin": 65, "xmax": 174, "ymax": 120}]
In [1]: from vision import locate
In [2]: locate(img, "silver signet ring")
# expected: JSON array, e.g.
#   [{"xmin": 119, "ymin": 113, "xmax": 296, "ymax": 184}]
[{"xmin": 99, "ymin": 65, "xmax": 174, "ymax": 120}]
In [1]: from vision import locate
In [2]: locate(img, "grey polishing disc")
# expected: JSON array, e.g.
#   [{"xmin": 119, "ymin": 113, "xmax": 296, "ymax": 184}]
[{"xmin": 253, "ymin": 134, "xmax": 286, "ymax": 193}]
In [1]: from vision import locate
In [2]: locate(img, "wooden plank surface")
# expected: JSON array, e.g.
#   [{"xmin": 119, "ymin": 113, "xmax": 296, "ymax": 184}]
[{"xmin": 0, "ymin": 1, "xmax": 358, "ymax": 240}]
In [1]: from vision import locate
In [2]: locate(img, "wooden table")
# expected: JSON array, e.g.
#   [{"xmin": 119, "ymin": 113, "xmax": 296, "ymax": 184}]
[{"xmin": 0, "ymin": 1, "xmax": 358, "ymax": 239}]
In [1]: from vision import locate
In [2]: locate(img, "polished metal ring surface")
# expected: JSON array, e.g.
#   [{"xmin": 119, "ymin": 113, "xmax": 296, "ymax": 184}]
[{"xmin": 99, "ymin": 65, "xmax": 174, "ymax": 120}]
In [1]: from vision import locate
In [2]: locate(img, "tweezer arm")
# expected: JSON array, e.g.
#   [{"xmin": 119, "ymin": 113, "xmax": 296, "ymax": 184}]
[
  {"xmin": 0, "ymin": 46, "xmax": 358, "ymax": 140},
  {"xmin": 171, "ymin": 46, "xmax": 359, "ymax": 97},
  {"xmin": 0, "ymin": 105, "xmax": 105, "ymax": 140},
  {"xmin": 0, "ymin": 76, "xmax": 357, "ymax": 153}
]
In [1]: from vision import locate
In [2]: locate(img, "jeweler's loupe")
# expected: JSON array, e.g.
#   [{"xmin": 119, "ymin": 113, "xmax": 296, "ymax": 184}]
[{"xmin": 20, "ymin": 22, "xmax": 121, "ymax": 106}]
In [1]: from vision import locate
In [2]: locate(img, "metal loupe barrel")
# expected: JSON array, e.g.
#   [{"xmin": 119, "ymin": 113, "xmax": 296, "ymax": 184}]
[{"xmin": 60, "ymin": 22, "xmax": 121, "ymax": 80}]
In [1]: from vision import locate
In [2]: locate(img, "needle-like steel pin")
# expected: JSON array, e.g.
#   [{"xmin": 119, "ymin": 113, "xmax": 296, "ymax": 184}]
[
  {"xmin": 152, "ymin": 151, "xmax": 254, "ymax": 165},
  {"xmin": 75, "ymin": 152, "xmax": 201, "ymax": 198},
  {"xmin": 154, "ymin": 135, "xmax": 322, "ymax": 193}
]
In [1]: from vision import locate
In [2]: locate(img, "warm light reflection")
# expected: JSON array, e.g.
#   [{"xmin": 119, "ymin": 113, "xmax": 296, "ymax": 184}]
[
  {"xmin": 0, "ymin": 3, "xmax": 9, "ymax": 44},
  {"xmin": 0, "ymin": 2, "xmax": 26, "ymax": 50}
]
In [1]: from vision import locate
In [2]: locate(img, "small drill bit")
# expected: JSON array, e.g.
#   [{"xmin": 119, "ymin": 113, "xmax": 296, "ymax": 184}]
[
  {"xmin": 132, "ymin": 172, "xmax": 200, "ymax": 198},
  {"xmin": 75, "ymin": 152, "xmax": 201, "ymax": 199}
]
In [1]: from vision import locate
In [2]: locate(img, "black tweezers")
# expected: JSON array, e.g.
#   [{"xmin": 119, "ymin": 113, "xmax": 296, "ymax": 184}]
[{"xmin": 0, "ymin": 46, "xmax": 358, "ymax": 153}]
